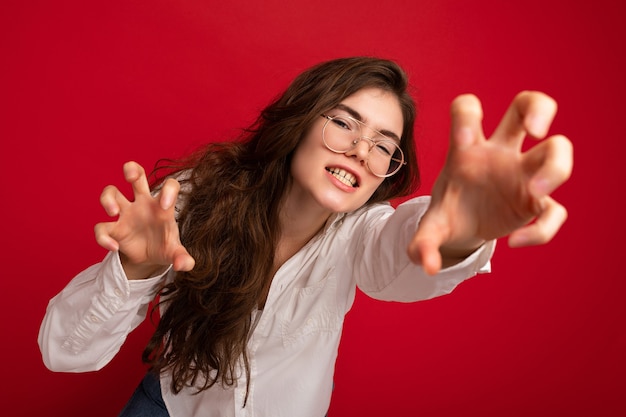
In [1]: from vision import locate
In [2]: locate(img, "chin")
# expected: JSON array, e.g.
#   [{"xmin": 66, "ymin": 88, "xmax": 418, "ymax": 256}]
[{"xmin": 317, "ymin": 194, "xmax": 367, "ymax": 214}]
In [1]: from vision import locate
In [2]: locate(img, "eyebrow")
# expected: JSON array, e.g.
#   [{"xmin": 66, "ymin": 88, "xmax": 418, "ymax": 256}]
[{"xmin": 334, "ymin": 104, "xmax": 402, "ymax": 143}]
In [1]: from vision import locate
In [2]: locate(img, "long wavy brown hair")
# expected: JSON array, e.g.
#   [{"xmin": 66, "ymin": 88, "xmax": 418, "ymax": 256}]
[{"xmin": 143, "ymin": 57, "xmax": 421, "ymax": 403}]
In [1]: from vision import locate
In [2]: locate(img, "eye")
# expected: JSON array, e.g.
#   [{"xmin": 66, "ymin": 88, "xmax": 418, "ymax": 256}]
[
  {"xmin": 375, "ymin": 141, "xmax": 396, "ymax": 156},
  {"xmin": 331, "ymin": 116, "xmax": 356, "ymax": 131}
]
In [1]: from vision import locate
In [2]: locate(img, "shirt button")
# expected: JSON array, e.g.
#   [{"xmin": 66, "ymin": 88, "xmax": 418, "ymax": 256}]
[
  {"xmin": 114, "ymin": 288, "xmax": 123, "ymax": 297},
  {"xmin": 90, "ymin": 315, "xmax": 100, "ymax": 323}
]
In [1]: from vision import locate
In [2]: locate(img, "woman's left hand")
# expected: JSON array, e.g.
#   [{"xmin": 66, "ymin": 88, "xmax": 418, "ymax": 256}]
[{"xmin": 408, "ymin": 91, "xmax": 573, "ymax": 275}]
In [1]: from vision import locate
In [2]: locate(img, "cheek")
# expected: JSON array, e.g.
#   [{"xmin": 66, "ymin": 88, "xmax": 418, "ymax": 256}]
[
  {"xmin": 357, "ymin": 171, "xmax": 386, "ymax": 197},
  {"xmin": 291, "ymin": 131, "xmax": 326, "ymax": 170},
  {"xmin": 291, "ymin": 143, "xmax": 314, "ymax": 172},
  {"xmin": 290, "ymin": 147, "xmax": 320, "ymax": 187},
  {"xmin": 362, "ymin": 179, "xmax": 385, "ymax": 200}
]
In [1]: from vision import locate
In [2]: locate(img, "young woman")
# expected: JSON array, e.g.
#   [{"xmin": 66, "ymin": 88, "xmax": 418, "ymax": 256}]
[{"xmin": 38, "ymin": 57, "xmax": 572, "ymax": 417}]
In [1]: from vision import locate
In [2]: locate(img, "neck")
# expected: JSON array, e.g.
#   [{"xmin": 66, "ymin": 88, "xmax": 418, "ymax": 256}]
[
  {"xmin": 279, "ymin": 186, "xmax": 332, "ymax": 245},
  {"xmin": 273, "ymin": 181, "xmax": 335, "ymax": 270}
]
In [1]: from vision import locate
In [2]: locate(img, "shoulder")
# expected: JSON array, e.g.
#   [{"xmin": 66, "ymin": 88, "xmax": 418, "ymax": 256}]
[
  {"xmin": 333, "ymin": 196, "xmax": 432, "ymax": 237},
  {"xmin": 344, "ymin": 196, "xmax": 432, "ymax": 224}
]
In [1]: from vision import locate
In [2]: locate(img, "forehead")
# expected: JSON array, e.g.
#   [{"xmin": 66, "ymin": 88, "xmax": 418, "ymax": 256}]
[{"xmin": 335, "ymin": 87, "xmax": 404, "ymax": 140}]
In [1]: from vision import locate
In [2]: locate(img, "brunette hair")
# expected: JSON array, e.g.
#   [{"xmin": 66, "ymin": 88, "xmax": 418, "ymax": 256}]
[{"xmin": 143, "ymin": 57, "xmax": 420, "ymax": 403}]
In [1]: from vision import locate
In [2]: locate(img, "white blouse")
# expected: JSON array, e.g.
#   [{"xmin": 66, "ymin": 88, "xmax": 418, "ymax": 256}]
[{"xmin": 39, "ymin": 196, "xmax": 495, "ymax": 417}]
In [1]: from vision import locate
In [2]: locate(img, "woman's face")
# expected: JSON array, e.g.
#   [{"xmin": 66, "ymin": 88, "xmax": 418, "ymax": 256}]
[{"xmin": 290, "ymin": 87, "xmax": 404, "ymax": 214}]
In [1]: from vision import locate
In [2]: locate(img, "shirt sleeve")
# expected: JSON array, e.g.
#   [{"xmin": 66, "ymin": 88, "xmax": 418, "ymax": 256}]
[
  {"xmin": 351, "ymin": 196, "xmax": 496, "ymax": 302},
  {"xmin": 38, "ymin": 251, "xmax": 171, "ymax": 372}
]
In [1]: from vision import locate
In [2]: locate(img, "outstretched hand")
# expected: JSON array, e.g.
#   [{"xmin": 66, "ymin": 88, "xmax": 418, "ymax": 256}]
[
  {"xmin": 408, "ymin": 91, "xmax": 573, "ymax": 275},
  {"xmin": 94, "ymin": 161, "xmax": 195, "ymax": 280}
]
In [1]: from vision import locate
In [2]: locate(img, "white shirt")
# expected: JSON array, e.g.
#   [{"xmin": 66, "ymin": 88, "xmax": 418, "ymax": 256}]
[{"xmin": 38, "ymin": 196, "xmax": 494, "ymax": 417}]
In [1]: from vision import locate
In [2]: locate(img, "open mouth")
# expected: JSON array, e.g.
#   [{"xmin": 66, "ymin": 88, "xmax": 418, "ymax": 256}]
[{"xmin": 326, "ymin": 167, "xmax": 358, "ymax": 188}]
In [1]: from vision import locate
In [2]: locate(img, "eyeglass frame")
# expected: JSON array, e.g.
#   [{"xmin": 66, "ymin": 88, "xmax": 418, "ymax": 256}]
[{"xmin": 320, "ymin": 114, "xmax": 407, "ymax": 178}]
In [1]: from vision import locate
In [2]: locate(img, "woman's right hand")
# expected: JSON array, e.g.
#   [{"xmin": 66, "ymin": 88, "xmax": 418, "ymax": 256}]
[{"xmin": 94, "ymin": 161, "xmax": 195, "ymax": 280}]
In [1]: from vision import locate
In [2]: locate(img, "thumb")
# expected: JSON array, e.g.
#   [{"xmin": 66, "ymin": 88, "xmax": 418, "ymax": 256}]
[
  {"xmin": 408, "ymin": 216, "xmax": 449, "ymax": 275},
  {"xmin": 172, "ymin": 246, "xmax": 196, "ymax": 272}
]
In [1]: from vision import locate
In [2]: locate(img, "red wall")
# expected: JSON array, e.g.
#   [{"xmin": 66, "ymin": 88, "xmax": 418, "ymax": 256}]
[{"xmin": 2, "ymin": 1, "xmax": 624, "ymax": 415}]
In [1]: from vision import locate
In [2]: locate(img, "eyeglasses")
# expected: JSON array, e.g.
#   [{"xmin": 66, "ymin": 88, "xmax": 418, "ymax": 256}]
[{"xmin": 321, "ymin": 114, "xmax": 406, "ymax": 178}]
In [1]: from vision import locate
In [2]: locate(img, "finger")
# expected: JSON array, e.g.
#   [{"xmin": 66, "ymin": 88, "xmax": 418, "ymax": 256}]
[
  {"xmin": 123, "ymin": 161, "xmax": 151, "ymax": 197},
  {"xmin": 172, "ymin": 246, "xmax": 196, "ymax": 272},
  {"xmin": 523, "ymin": 134, "xmax": 573, "ymax": 198},
  {"xmin": 508, "ymin": 197, "xmax": 568, "ymax": 247},
  {"xmin": 100, "ymin": 185, "xmax": 130, "ymax": 217},
  {"xmin": 408, "ymin": 216, "xmax": 450, "ymax": 275},
  {"xmin": 159, "ymin": 178, "xmax": 181, "ymax": 211},
  {"xmin": 449, "ymin": 94, "xmax": 486, "ymax": 152},
  {"xmin": 408, "ymin": 238, "xmax": 444, "ymax": 275},
  {"xmin": 449, "ymin": 95, "xmax": 486, "ymax": 152},
  {"xmin": 94, "ymin": 222, "xmax": 120, "ymax": 252},
  {"xmin": 491, "ymin": 91, "xmax": 558, "ymax": 148}
]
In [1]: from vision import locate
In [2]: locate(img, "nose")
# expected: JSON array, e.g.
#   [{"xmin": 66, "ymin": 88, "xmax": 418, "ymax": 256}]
[{"xmin": 344, "ymin": 137, "xmax": 372, "ymax": 163}]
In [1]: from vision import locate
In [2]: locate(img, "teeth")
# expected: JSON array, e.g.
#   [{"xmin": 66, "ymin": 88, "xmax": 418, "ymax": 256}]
[{"xmin": 327, "ymin": 167, "xmax": 357, "ymax": 187}]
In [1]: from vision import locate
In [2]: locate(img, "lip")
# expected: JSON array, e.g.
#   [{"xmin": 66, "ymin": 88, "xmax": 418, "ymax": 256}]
[{"xmin": 325, "ymin": 163, "xmax": 362, "ymax": 192}]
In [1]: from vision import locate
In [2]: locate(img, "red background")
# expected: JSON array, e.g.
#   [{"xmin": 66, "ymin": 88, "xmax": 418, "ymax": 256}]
[{"xmin": 2, "ymin": 1, "xmax": 625, "ymax": 416}]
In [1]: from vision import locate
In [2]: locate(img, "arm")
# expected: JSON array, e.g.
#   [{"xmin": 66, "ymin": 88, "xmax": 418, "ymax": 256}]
[
  {"xmin": 38, "ymin": 252, "xmax": 169, "ymax": 372},
  {"xmin": 353, "ymin": 198, "xmax": 494, "ymax": 302},
  {"xmin": 38, "ymin": 162, "xmax": 194, "ymax": 371},
  {"xmin": 354, "ymin": 91, "xmax": 572, "ymax": 301}
]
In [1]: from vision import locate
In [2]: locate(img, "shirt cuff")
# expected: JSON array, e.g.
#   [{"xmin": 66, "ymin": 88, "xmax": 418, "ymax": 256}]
[
  {"xmin": 439, "ymin": 239, "xmax": 496, "ymax": 276},
  {"xmin": 109, "ymin": 251, "xmax": 172, "ymax": 297}
]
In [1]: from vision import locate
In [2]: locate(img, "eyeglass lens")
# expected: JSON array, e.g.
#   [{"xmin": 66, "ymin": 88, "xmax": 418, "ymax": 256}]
[{"xmin": 323, "ymin": 116, "xmax": 404, "ymax": 177}]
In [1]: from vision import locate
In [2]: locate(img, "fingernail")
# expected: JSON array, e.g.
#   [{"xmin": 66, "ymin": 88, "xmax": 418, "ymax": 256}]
[
  {"xmin": 509, "ymin": 232, "xmax": 528, "ymax": 247},
  {"xmin": 527, "ymin": 114, "xmax": 548, "ymax": 137}
]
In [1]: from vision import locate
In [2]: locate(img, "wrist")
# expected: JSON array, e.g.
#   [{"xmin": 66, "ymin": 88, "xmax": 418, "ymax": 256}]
[
  {"xmin": 439, "ymin": 239, "xmax": 485, "ymax": 268},
  {"xmin": 119, "ymin": 252, "xmax": 169, "ymax": 280}
]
